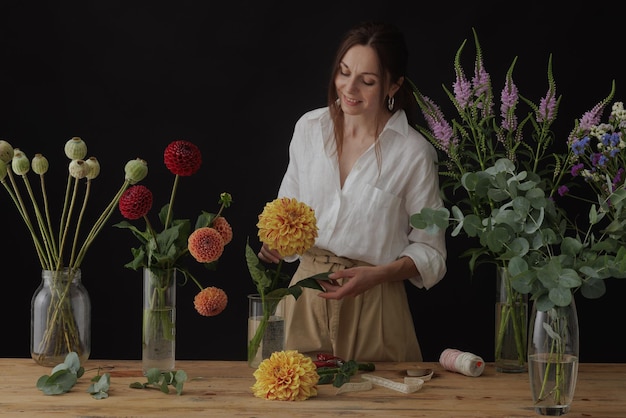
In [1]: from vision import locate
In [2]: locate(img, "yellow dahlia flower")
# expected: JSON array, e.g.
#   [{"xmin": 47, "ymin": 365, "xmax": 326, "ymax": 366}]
[
  {"xmin": 251, "ymin": 350, "xmax": 319, "ymax": 401},
  {"xmin": 257, "ymin": 197, "xmax": 318, "ymax": 257}
]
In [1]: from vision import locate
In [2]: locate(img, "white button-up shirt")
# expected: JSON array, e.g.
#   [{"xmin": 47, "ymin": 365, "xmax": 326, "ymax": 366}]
[{"xmin": 278, "ymin": 107, "xmax": 447, "ymax": 289}]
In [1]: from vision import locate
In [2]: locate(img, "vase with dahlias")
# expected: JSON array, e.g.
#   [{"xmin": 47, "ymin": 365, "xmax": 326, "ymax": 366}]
[
  {"xmin": 115, "ymin": 140, "xmax": 232, "ymax": 373},
  {"xmin": 245, "ymin": 196, "xmax": 324, "ymax": 368},
  {"xmin": 0, "ymin": 137, "xmax": 147, "ymax": 366}
]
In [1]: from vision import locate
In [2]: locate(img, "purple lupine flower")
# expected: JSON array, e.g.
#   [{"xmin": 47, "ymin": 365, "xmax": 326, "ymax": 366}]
[
  {"xmin": 500, "ymin": 78, "xmax": 519, "ymax": 131},
  {"xmin": 571, "ymin": 163, "xmax": 584, "ymax": 176},
  {"xmin": 453, "ymin": 72, "xmax": 472, "ymax": 109},
  {"xmin": 579, "ymin": 104, "xmax": 606, "ymax": 132},
  {"xmin": 558, "ymin": 185, "xmax": 569, "ymax": 196},
  {"xmin": 421, "ymin": 96, "xmax": 457, "ymax": 154},
  {"xmin": 472, "ymin": 57, "xmax": 493, "ymax": 118},
  {"xmin": 537, "ymin": 90, "xmax": 557, "ymax": 123},
  {"xmin": 568, "ymin": 102, "xmax": 607, "ymax": 145},
  {"xmin": 472, "ymin": 58, "xmax": 490, "ymax": 97}
]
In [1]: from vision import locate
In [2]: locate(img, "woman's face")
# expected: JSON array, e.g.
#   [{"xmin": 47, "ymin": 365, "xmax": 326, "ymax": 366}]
[{"xmin": 335, "ymin": 45, "xmax": 385, "ymax": 118}]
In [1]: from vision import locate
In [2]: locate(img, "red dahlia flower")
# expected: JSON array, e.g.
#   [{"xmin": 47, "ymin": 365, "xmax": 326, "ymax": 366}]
[
  {"xmin": 163, "ymin": 140, "xmax": 202, "ymax": 176},
  {"xmin": 119, "ymin": 185, "xmax": 153, "ymax": 220}
]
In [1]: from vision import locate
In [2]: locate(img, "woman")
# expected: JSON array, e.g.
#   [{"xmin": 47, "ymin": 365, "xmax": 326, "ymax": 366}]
[{"xmin": 258, "ymin": 21, "xmax": 446, "ymax": 362}]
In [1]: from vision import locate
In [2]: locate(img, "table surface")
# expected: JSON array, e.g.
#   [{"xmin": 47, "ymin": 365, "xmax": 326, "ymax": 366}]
[{"xmin": 0, "ymin": 359, "xmax": 624, "ymax": 417}]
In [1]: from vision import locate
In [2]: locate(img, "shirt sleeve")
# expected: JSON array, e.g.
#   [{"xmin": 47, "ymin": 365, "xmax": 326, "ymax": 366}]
[{"xmin": 398, "ymin": 138, "xmax": 447, "ymax": 290}]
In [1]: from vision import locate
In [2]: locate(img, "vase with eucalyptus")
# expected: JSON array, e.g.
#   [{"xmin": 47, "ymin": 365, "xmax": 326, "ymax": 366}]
[{"xmin": 495, "ymin": 267, "xmax": 528, "ymax": 373}]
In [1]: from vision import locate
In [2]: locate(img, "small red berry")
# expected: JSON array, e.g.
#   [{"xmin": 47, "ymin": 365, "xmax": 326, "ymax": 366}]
[
  {"xmin": 119, "ymin": 185, "xmax": 153, "ymax": 220},
  {"xmin": 164, "ymin": 140, "xmax": 202, "ymax": 176}
]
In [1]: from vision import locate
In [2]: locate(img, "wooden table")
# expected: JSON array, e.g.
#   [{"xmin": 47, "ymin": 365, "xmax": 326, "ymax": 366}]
[{"xmin": 0, "ymin": 359, "xmax": 623, "ymax": 417}]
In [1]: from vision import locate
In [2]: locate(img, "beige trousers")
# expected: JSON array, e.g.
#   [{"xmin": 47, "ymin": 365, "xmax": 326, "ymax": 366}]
[{"xmin": 283, "ymin": 247, "xmax": 422, "ymax": 362}]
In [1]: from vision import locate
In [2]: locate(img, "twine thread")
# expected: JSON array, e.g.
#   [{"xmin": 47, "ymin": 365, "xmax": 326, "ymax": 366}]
[{"xmin": 439, "ymin": 348, "xmax": 485, "ymax": 377}]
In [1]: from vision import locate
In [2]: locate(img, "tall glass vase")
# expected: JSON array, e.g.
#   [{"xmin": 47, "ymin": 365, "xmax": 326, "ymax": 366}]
[
  {"xmin": 247, "ymin": 294, "xmax": 285, "ymax": 368},
  {"xmin": 528, "ymin": 298, "xmax": 579, "ymax": 416},
  {"xmin": 142, "ymin": 267, "xmax": 176, "ymax": 374},
  {"xmin": 31, "ymin": 268, "xmax": 91, "ymax": 367},
  {"xmin": 495, "ymin": 267, "xmax": 528, "ymax": 373}
]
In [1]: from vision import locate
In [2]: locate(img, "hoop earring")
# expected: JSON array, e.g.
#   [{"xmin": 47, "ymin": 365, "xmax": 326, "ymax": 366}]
[{"xmin": 387, "ymin": 96, "xmax": 395, "ymax": 111}]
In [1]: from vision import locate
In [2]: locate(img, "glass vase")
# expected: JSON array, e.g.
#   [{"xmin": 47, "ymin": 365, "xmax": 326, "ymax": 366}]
[
  {"xmin": 495, "ymin": 267, "xmax": 528, "ymax": 373},
  {"xmin": 247, "ymin": 293, "xmax": 285, "ymax": 368},
  {"xmin": 31, "ymin": 268, "xmax": 90, "ymax": 367},
  {"xmin": 528, "ymin": 298, "xmax": 579, "ymax": 416},
  {"xmin": 142, "ymin": 267, "xmax": 176, "ymax": 374}
]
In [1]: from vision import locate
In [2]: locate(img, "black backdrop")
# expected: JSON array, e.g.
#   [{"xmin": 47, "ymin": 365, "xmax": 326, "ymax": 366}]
[{"xmin": 2, "ymin": 1, "xmax": 624, "ymax": 363}]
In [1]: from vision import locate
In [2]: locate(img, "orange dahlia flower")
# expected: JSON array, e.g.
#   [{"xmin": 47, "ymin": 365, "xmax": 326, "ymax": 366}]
[
  {"xmin": 194, "ymin": 286, "xmax": 228, "ymax": 316},
  {"xmin": 188, "ymin": 227, "xmax": 224, "ymax": 263}
]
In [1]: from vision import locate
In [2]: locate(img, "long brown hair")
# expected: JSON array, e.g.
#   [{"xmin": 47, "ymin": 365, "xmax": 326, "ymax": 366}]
[{"xmin": 327, "ymin": 21, "xmax": 418, "ymax": 156}]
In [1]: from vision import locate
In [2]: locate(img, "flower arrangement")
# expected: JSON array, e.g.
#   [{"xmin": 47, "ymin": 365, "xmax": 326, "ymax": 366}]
[
  {"xmin": 251, "ymin": 350, "xmax": 319, "ymax": 401},
  {"xmin": 0, "ymin": 137, "xmax": 147, "ymax": 364},
  {"xmin": 409, "ymin": 28, "xmax": 626, "ymax": 408},
  {"xmin": 245, "ymin": 196, "xmax": 323, "ymax": 366},
  {"xmin": 114, "ymin": 140, "xmax": 233, "ymax": 371},
  {"xmin": 115, "ymin": 140, "xmax": 233, "ymax": 317}
]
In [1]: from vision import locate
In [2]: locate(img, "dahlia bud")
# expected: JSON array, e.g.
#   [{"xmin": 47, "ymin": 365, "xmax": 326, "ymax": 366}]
[
  {"xmin": 11, "ymin": 149, "xmax": 30, "ymax": 175},
  {"xmin": 0, "ymin": 160, "xmax": 7, "ymax": 181},
  {"xmin": 69, "ymin": 159, "xmax": 89, "ymax": 179},
  {"xmin": 31, "ymin": 153, "xmax": 49, "ymax": 175},
  {"xmin": 0, "ymin": 140, "xmax": 14, "ymax": 163},
  {"xmin": 124, "ymin": 158, "xmax": 148, "ymax": 184},
  {"xmin": 85, "ymin": 157, "xmax": 100, "ymax": 180},
  {"xmin": 64, "ymin": 137, "xmax": 88, "ymax": 160}
]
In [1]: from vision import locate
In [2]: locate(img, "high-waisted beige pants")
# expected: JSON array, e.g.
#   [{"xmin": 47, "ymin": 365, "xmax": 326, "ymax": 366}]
[{"xmin": 283, "ymin": 247, "xmax": 422, "ymax": 362}]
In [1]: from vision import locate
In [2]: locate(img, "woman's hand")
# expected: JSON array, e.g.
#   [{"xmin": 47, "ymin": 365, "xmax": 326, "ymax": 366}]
[
  {"xmin": 257, "ymin": 243, "xmax": 282, "ymax": 264},
  {"xmin": 317, "ymin": 266, "xmax": 384, "ymax": 300},
  {"xmin": 318, "ymin": 257, "xmax": 418, "ymax": 300}
]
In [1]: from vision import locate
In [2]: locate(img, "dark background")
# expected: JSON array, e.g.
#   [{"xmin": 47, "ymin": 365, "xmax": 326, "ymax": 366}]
[{"xmin": 2, "ymin": 1, "xmax": 624, "ymax": 363}]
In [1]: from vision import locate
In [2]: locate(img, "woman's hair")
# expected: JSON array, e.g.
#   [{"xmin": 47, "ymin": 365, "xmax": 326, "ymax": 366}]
[{"xmin": 327, "ymin": 21, "xmax": 418, "ymax": 154}]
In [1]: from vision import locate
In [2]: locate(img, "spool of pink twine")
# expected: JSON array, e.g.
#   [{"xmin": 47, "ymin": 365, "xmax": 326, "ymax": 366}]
[{"xmin": 439, "ymin": 348, "xmax": 485, "ymax": 377}]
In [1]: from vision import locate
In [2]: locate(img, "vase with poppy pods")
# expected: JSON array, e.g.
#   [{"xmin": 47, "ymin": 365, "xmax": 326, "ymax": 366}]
[{"xmin": 142, "ymin": 267, "xmax": 176, "ymax": 374}]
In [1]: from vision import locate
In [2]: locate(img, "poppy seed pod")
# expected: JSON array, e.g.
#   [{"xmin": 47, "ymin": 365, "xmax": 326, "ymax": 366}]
[
  {"xmin": 11, "ymin": 149, "xmax": 30, "ymax": 176},
  {"xmin": 0, "ymin": 140, "xmax": 14, "ymax": 164},
  {"xmin": 0, "ymin": 160, "xmax": 7, "ymax": 181},
  {"xmin": 124, "ymin": 158, "xmax": 148, "ymax": 184},
  {"xmin": 64, "ymin": 137, "xmax": 87, "ymax": 160},
  {"xmin": 31, "ymin": 154, "xmax": 49, "ymax": 175},
  {"xmin": 85, "ymin": 157, "xmax": 100, "ymax": 180},
  {"xmin": 69, "ymin": 159, "xmax": 89, "ymax": 179}
]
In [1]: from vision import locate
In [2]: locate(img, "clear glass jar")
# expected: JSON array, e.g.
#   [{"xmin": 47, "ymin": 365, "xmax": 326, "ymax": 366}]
[
  {"xmin": 528, "ymin": 298, "xmax": 579, "ymax": 415},
  {"xmin": 495, "ymin": 267, "xmax": 528, "ymax": 373},
  {"xmin": 142, "ymin": 267, "xmax": 176, "ymax": 374},
  {"xmin": 31, "ymin": 268, "xmax": 90, "ymax": 366}
]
